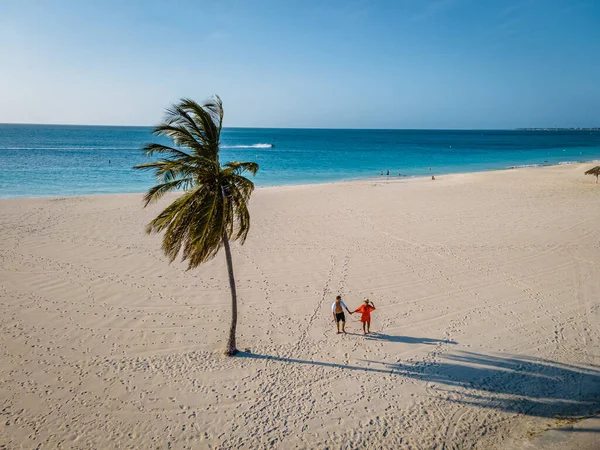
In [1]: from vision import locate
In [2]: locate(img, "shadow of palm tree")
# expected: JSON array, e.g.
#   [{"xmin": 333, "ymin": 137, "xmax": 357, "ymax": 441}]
[
  {"xmin": 365, "ymin": 332, "xmax": 457, "ymax": 345},
  {"xmin": 565, "ymin": 427, "xmax": 599, "ymax": 433},
  {"xmin": 238, "ymin": 348, "xmax": 600, "ymax": 420},
  {"xmin": 238, "ymin": 351, "xmax": 392, "ymax": 374},
  {"xmin": 365, "ymin": 351, "xmax": 600, "ymax": 420}
]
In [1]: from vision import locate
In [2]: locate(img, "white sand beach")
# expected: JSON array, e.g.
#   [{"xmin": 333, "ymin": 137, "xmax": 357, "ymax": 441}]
[{"xmin": 1, "ymin": 163, "xmax": 599, "ymax": 449}]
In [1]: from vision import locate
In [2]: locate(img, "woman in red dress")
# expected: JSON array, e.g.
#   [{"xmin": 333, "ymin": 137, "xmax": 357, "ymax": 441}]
[{"xmin": 354, "ymin": 299, "xmax": 376, "ymax": 335}]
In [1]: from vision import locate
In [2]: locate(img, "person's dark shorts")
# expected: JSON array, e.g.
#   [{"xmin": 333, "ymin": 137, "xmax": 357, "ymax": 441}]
[{"xmin": 335, "ymin": 312, "xmax": 346, "ymax": 323}]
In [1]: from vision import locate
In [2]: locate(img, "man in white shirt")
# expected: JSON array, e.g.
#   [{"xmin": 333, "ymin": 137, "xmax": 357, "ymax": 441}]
[{"xmin": 331, "ymin": 295, "xmax": 353, "ymax": 334}]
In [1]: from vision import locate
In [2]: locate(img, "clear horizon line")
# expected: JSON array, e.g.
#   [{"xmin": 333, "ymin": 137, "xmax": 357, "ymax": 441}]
[{"xmin": 1, "ymin": 122, "xmax": 599, "ymax": 131}]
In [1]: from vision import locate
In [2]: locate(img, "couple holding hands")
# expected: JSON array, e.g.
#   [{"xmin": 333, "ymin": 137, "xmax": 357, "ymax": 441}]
[{"xmin": 331, "ymin": 295, "xmax": 376, "ymax": 335}]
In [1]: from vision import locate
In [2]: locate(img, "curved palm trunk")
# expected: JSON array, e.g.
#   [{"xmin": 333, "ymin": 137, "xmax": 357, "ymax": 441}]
[{"xmin": 222, "ymin": 230, "xmax": 238, "ymax": 356}]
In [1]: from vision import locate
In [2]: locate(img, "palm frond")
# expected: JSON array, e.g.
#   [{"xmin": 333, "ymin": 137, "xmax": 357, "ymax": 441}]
[
  {"xmin": 163, "ymin": 103, "xmax": 206, "ymax": 143},
  {"xmin": 148, "ymin": 184, "xmax": 222, "ymax": 266},
  {"xmin": 199, "ymin": 95, "xmax": 224, "ymax": 135},
  {"xmin": 584, "ymin": 166, "xmax": 600, "ymax": 175},
  {"xmin": 153, "ymin": 124, "xmax": 205, "ymax": 153},
  {"xmin": 173, "ymin": 97, "xmax": 223, "ymax": 159},
  {"xmin": 184, "ymin": 187, "xmax": 226, "ymax": 268},
  {"xmin": 133, "ymin": 158, "xmax": 197, "ymax": 183},
  {"xmin": 142, "ymin": 177, "xmax": 195, "ymax": 206},
  {"xmin": 224, "ymin": 161, "xmax": 259, "ymax": 176},
  {"xmin": 226, "ymin": 180, "xmax": 252, "ymax": 242},
  {"xmin": 145, "ymin": 186, "xmax": 201, "ymax": 235},
  {"xmin": 219, "ymin": 170, "xmax": 255, "ymax": 244},
  {"xmin": 142, "ymin": 143, "xmax": 192, "ymax": 159}
]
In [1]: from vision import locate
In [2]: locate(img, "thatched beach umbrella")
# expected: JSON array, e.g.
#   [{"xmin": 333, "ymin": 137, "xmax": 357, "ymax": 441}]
[{"xmin": 584, "ymin": 166, "xmax": 600, "ymax": 183}]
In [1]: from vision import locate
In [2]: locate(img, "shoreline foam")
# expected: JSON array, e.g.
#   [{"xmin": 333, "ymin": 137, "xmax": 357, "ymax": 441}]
[{"xmin": 2, "ymin": 160, "xmax": 600, "ymax": 200}]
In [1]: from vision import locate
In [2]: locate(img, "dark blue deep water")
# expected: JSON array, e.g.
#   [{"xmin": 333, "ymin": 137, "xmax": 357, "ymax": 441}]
[{"xmin": 1, "ymin": 124, "xmax": 600, "ymax": 198}]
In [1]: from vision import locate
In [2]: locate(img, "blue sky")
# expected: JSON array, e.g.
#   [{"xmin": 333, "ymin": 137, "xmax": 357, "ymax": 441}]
[{"xmin": 1, "ymin": 0, "xmax": 599, "ymax": 128}]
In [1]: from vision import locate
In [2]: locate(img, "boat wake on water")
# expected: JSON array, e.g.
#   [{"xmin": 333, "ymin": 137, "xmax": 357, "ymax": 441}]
[{"xmin": 221, "ymin": 143, "xmax": 274, "ymax": 149}]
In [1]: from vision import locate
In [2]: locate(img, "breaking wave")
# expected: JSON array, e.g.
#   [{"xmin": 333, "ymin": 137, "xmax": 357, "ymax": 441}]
[
  {"xmin": 508, "ymin": 164, "xmax": 544, "ymax": 169},
  {"xmin": 508, "ymin": 160, "xmax": 585, "ymax": 169}
]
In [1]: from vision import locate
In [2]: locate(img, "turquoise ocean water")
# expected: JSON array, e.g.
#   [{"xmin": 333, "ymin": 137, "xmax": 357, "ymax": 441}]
[{"xmin": 1, "ymin": 124, "xmax": 600, "ymax": 198}]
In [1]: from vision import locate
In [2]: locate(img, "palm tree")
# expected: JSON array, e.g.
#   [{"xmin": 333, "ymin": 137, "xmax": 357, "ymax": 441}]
[
  {"xmin": 585, "ymin": 166, "xmax": 600, "ymax": 183},
  {"xmin": 134, "ymin": 96, "xmax": 258, "ymax": 356}
]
